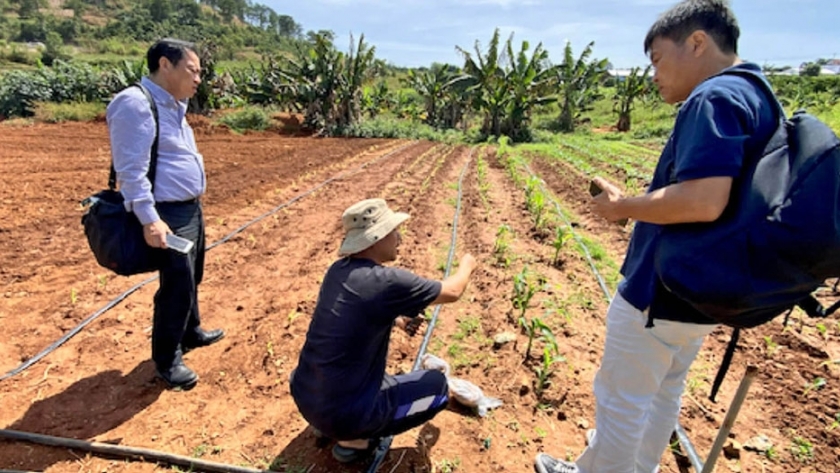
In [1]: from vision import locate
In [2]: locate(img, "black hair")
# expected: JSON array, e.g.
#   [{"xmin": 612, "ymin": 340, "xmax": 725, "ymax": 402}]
[
  {"xmin": 644, "ymin": 0, "xmax": 740, "ymax": 55},
  {"xmin": 147, "ymin": 38, "xmax": 198, "ymax": 74}
]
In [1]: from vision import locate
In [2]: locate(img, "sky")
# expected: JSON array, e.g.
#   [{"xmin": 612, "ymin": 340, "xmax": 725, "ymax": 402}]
[{"xmin": 263, "ymin": 0, "xmax": 840, "ymax": 69}]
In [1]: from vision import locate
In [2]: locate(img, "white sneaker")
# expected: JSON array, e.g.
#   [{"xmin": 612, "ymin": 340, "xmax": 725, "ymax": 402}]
[{"xmin": 534, "ymin": 453, "xmax": 580, "ymax": 473}]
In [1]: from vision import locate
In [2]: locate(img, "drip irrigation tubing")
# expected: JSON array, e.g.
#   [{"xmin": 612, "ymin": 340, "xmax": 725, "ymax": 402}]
[
  {"xmin": 520, "ymin": 160, "xmax": 706, "ymax": 472},
  {"xmin": 0, "ymin": 142, "xmax": 416, "ymax": 383},
  {"xmin": 0, "ymin": 429, "xmax": 265, "ymax": 473},
  {"xmin": 367, "ymin": 148, "xmax": 474, "ymax": 473}
]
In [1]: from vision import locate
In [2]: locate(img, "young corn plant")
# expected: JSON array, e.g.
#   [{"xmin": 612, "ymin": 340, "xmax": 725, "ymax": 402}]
[
  {"xmin": 519, "ymin": 315, "xmax": 558, "ymax": 361},
  {"xmin": 524, "ymin": 182, "xmax": 547, "ymax": 233},
  {"xmin": 534, "ymin": 347, "xmax": 564, "ymax": 398},
  {"xmin": 512, "ymin": 266, "xmax": 539, "ymax": 321},
  {"xmin": 551, "ymin": 225, "xmax": 573, "ymax": 266},
  {"xmin": 493, "ymin": 224, "xmax": 512, "ymax": 268}
]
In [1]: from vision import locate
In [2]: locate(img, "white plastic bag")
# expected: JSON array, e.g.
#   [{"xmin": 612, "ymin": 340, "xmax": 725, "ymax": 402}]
[{"xmin": 421, "ymin": 354, "xmax": 503, "ymax": 417}]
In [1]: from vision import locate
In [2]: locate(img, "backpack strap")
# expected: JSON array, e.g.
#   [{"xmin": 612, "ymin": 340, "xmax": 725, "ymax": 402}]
[
  {"xmin": 108, "ymin": 82, "xmax": 160, "ymax": 192},
  {"xmin": 710, "ymin": 327, "xmax": 740, "ymax": 403}
]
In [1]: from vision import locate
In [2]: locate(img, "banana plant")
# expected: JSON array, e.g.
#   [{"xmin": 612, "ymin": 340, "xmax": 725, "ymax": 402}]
[
  {"xmin": 613, "ymin": 65, "xmax": 651, "ymax": 132},
  {"xmin": 555, "ymin": 40, "xmax": 608, "ymax": 132}
]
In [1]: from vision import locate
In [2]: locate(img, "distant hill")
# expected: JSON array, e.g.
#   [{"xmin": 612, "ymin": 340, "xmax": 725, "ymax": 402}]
[{"xmin": 0, "ymin": 0, "xmax": 311, "ymax": 63}]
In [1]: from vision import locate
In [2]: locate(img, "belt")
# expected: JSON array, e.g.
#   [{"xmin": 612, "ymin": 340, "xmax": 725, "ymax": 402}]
[{"xmin": 158, "ymin": 197, "xmax": 201, "ymax": 206}]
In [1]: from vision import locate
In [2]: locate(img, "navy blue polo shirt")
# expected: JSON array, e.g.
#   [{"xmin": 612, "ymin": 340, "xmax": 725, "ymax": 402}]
[
  {"xmin": 290, "ymin": 257, "xmax": 441, "ymax": 439},
  {"xmin": 617, "ymin": 63, "xmax": 778, "ymax": 323}
]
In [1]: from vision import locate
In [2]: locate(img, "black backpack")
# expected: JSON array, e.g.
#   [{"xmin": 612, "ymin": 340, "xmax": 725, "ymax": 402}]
[
  {"xmin": 654, "ymin": 69, "xmax": 840, "ymax": 400},
  {"xmin": 81, "ymin": 83, "xmax": 162, "ymax": 276}
]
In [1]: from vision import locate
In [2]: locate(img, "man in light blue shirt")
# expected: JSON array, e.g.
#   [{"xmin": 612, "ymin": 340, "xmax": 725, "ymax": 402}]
[{"xmin": 107, "ymin": 38, "xmax": 224, "ymax": 390}]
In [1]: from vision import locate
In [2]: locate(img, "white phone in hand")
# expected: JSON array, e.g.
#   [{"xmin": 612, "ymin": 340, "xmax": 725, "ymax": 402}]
[{"xmin": 165, "ymin": 233, "xmax": 194, "ymax": 254}]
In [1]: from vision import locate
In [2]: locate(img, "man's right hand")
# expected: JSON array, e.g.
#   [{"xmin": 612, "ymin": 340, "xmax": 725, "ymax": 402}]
[
  {"xmin": 143, "ymin": 220, "xmax": 172, "ymax": 248},
  {"xmin": 460, "ymin": 253, "xmax": 477, "ymax": 274}
]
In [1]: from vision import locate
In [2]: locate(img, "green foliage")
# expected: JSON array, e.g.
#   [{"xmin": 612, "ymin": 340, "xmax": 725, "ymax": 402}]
[
  {"xmin": 551, "ymin": 225, "xmax": 572, "ymax": 266},
  {"xmin": 457, "ymin": 28, "xmax": 557, "ymax": 142},
  {"xmin": 277, "ymin": 33, "xmax": 377, "ymax": 133},
  {"xmin": 33, "ymin": 100, "xmax": 103, "ymax": 122},
  {"xmin": 512, "ymin": 265, "xmax": 540, "ymax": 321},
  {"xmin": 0, "ymin": 68, "xmax": 51, "ymax": 117},
  {"xmin": 613, "ymin": 65, "xmax": 651, "ymax": 132},
  {"xmin": 218, "ymin": 106, "xmax": 270, "ymax": 132},
  {"xmin": 534, "ymin": 347, "xmax": 564, "ymax": 398},
  {"xmin": 555, "ymin": 41, "xmax": 608, "ymax": 132},
  {"xmin": 493, "ymin": 224, "xmax": 512, "ymax": 267},
  {"xmin": 403, "ymin": 63, "xmax": 469, "ymax": 129}
]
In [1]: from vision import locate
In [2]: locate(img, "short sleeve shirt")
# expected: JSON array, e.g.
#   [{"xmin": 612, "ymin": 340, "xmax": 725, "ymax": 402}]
[
  {"xmin": 290, "ymin": 258, "xmax": 441, "ymax": 435},
  {"xmin": 617, "ymin": 63, "xmax": 779, "ymax": 323}
]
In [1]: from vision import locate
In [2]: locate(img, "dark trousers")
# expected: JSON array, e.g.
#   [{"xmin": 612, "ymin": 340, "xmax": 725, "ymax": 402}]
[
  {"xmin": 371, "ymin": 369, "xmax": 449, "ymax": 438},
  {"xmin": 152, "ymin": 201, "xmax": 205, "ymax": 368}
]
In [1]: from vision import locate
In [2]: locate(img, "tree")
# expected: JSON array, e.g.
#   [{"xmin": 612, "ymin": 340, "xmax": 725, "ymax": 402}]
[
  {"xmin": 41, "ymin": 30, "xmax": 67, "ymax": 66},
  {"xmin": 17, "ymin": 0, "xmax": 46, "ymax": 19},
  {"xmin": 63, "ymin": 0, "xmax": 85, "ymax": 19},
  {"xmin": 404, "ymin": 63, "xmax": 468, "ymax": 128},
  {"xmin": 800, "ymin": 62, "xmax": 822, "ymax": 77},
  {"xmin": 613, "ymin": 65, "xmax": 651, "ymax": 132},
  {"xmin": 502, "ymin": 38, "xmax": 556, "ymax": 141},
  {"xmin": 277, "ymin": 33, "xmax": 377, "ymax": 133},
  {"xmin": 555, "ymin": 41, "xmax": 608, "ymax": 132},
  {"xmin": 457, "ymin": 29, "xmax": 509, "ymax": 138}
]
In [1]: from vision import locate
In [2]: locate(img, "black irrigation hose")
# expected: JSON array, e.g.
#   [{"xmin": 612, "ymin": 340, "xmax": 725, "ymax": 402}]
[
  {"xmin": 0, "ymin": 143, "xmax": 416, "ymax": 383},
  {"xmin": 0, "ymin": 429, "xmax": 266, "ymax": 473},
  {"xmin": 367, "ymin": 148, "xmax": 474, "ymax": 473},
  {"xmin": 521, "ymin": 161, "xmax": 705, "ymax": 472}
]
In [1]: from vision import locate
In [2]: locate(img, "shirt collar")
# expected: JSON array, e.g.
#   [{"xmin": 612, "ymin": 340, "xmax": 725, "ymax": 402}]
[{"xmin": 141, "ymin": 76, "xmax": 188, "ymax": 112}]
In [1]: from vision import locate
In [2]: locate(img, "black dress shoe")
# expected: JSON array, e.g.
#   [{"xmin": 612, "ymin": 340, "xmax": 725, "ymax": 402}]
[
  {"xmin": 156, "ymin": 362, "xmax": 199, "ymax": 390},
  {"xmin": 182, "ymin": 328, "xmax": 225, "ymax": 354}
]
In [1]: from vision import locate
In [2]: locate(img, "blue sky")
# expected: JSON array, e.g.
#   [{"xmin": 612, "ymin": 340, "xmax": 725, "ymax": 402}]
[{"xmin": 263, "ymin": 0, "xmax": 840, "ymax": 69}]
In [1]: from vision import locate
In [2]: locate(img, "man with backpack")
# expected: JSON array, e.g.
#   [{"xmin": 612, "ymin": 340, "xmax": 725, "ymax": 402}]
[
  {"xmin": 106, "ymin": 38, "xmax": 224, "ymax": 390},
  {"xmin": 535, "ymin": 1, "xmax": 781, "ymax": 472}
]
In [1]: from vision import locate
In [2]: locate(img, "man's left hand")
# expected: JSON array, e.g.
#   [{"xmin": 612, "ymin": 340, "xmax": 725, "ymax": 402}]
[
  {"xmin": 396, "ymin": 316, "xmax": 423, "ymax": 336},
  {"xmin": 591, "ymin": 177, "xmax": 627, "ymax": 223}
]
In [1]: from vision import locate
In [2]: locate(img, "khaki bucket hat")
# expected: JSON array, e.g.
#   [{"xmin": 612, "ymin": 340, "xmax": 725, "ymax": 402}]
[{"xmin": 338, "ymin": 199, "xmax": 409, "ymax": 256}]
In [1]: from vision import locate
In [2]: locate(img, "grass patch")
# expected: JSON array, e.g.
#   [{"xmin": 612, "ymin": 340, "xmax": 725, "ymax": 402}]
[
  {"xmin": 33, "ymin": 101, "xmax": 104, "ymax": 123},
  {"xmin": 218, "ymin": 107, "xmax": 271, "ymax": 133}
]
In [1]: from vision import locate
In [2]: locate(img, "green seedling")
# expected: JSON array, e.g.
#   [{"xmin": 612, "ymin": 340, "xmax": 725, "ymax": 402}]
[
  {"xmin": 519, "ymin": 315, "xmax": 558, "ymax": 361},
  {"xmin": 816, "ymin": 322, "xmax": 828, "ymax": 339},
  {"xmin": 790, "ymin": 436, "xmax": 814, "ymax": 462},
  {"xmin": 70, "ymin": 288, "xmax": 78, "ymax": 305},
  {"xmin": 803, "ymin": 377, "xmax": 826, "ymax": 396},
  {"xmin": 435, "ymin": 458, "xmax": 461, "ymax": 473},
  {"xmin": 552, "ymin": 226, "xmax": 573, "ymax": 266},
  {"xmin": 512, "ymin": 266, "xmax": 539, "ymax": 320},
  {"xmin": 534, "ymin": 347, "xmax": 564, "ymax": 398},
  {"xmin": 494, "ymin": 225, "xmax": 512, "ymax": 267},
  {"xmin": 763, "ymin": 335, "xmax": 779, "ymax": 358},
  {"xmin": 97, "ymin": 275, "xmax": 108, "ymax": 290}
]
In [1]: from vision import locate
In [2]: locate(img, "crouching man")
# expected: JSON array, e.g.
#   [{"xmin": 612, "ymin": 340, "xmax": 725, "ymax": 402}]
[{"xmin": 290, "ymin": 198, "xmax": 477, "ymax": 463}]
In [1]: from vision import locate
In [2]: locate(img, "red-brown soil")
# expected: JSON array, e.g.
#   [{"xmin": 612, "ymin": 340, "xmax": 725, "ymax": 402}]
[{"xmin": 0, "ymin": 121, "xmax": 838, "ymax": 473}]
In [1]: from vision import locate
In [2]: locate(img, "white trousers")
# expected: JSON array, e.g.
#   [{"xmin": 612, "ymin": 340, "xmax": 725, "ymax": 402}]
[{"xmin": 576, "ymin": 293, "xmax": 717, "ymax": 473}]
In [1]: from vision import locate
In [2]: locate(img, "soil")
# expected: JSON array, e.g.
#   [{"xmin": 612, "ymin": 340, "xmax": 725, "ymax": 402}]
[{"xmin": 0, "ymin": 121, "xmax": 838, "ymax": 473}]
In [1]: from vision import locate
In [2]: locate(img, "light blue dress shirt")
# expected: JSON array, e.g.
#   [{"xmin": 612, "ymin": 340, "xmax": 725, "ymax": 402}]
[{"xmin": 106, "ymin": 76, "xmax": 206, "ymax": 225}]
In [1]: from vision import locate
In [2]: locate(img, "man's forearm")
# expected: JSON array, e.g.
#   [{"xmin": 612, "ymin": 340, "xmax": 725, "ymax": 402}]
[{"xmin": 618, "ymin": 179, "xmax": 731, "ymax": 225}]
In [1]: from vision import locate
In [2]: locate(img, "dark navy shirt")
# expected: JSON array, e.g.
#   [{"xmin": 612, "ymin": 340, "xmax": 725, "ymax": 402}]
[
  {"xmin": 617, "ymin": 63, "xmax": 778, "ymax": 323},
  {"xmin": 290, "ymin": 258, "xmax": 441, "ymax": 437}
]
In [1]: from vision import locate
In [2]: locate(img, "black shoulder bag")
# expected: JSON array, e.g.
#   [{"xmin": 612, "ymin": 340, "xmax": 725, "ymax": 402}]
[{"xmin": 81, "ymin": 83, "xmax": 161, "ymax": 276}]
